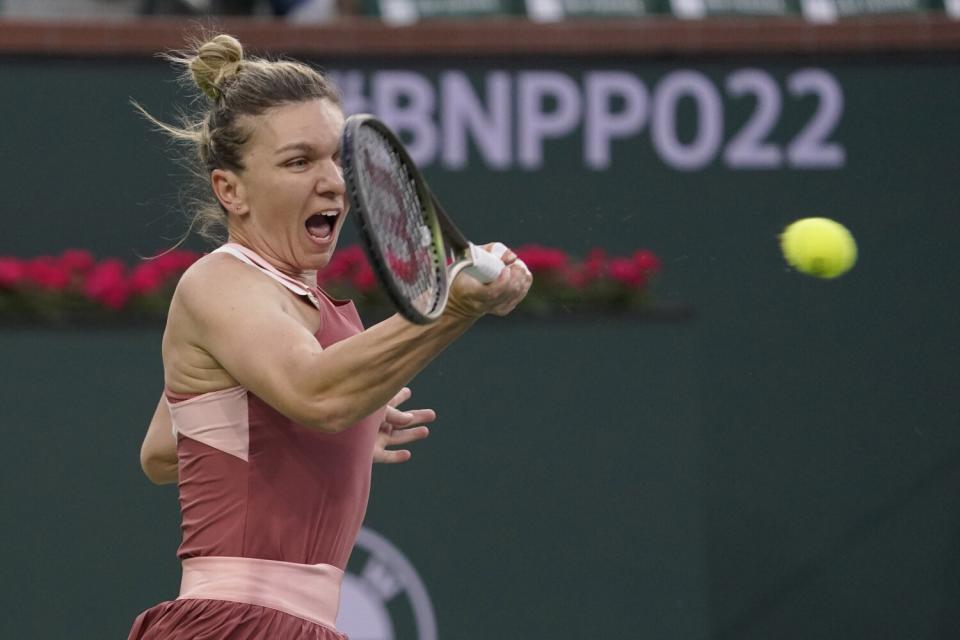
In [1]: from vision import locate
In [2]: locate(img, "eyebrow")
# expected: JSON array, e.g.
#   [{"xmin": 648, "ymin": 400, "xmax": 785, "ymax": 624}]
[{"xmin": 274, "ymin": 141, "xmax": 318, "ymax": 156}]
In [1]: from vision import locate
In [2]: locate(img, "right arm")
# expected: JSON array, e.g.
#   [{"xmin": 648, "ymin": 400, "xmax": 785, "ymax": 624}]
[{"xmin": 175, "ymin": 249, "xmax": 531, "ymax": 434}]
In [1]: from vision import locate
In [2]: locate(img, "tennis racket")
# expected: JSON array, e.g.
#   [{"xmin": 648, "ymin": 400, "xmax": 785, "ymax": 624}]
[{"xmin": 341, "ymin": 114, "xmax": 507, "ymax": 324}]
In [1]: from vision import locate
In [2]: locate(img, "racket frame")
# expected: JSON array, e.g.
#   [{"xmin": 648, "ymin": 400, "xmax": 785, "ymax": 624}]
[
  {"xmin": 342, "ymin": 114, "xmax": 451, "ymax": 324},
  {"xmin": 342, "ymin": 114, "xmax": 504, "ymax": 323}
]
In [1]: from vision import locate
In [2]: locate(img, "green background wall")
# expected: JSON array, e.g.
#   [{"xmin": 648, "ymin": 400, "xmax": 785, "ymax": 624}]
[{"xmin": 1, "ymin": 51, "xmax": 958, "ymax": 638}]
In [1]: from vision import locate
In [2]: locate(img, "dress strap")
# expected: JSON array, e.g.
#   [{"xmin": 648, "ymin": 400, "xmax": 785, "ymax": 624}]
[{"xmin": 212, "ymin": 243, "xmax": 321, "ymax": 310}]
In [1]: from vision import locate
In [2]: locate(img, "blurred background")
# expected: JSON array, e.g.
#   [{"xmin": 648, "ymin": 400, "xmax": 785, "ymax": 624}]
[{"xmin": 1, "ymin": 2, "xmax": 959, "ymax": 639}]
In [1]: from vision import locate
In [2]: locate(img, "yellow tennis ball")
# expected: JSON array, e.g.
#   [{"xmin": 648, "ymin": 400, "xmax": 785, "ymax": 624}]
[{"xmin": 780, "ymin": 218, "xmax": 857, "ymax": 279}]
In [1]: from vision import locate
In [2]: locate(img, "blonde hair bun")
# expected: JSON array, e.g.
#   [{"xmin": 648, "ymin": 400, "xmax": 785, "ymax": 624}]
[{"xmin": 190, "ymin": 34, "xmax": 244, "ymax": 101}]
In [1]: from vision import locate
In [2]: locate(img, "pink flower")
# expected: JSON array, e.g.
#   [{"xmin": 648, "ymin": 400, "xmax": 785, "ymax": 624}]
[
  {"xmin": 0, "ymin": 244, "xmax": 663, "ymax": 317},
  {"xmin": 59, "ymin": 249, "xmax": 95, "ymax": 274},
  {"xmin": 584, "ymin": 249, "xmax": 607, "ymax": 278},
  {"xmin": 516, "ymin": 245, "xmax": 568, "ymax": 274},
  {"xmin": 321, "ymin": 245, "xmax": 367, "ymax": 283},
  {"xmin": 129, "ymin": 262, "xmax": 166, "ymax": 295},
  {"xmin": 351, "ymin": 261, "xmax": 377, "ymax": 292},
  {"xmin": 0, "ymin": 257, "xmax": 25, "ymax": 288},
  {"xmin": 84, "ymin": 259, "xmax": 130, "ymax": 309},
  {"xmin": 608, "ymin": 257, "xmax": 648, "ymax": 289},
  {"xmin": 125, "ymin": 250, "xmax": 200, "ymax": 297},
  {"xmin": 633, "ymin": 249, "xmax": 661, "ymax": 274},
  {"xmin": 320, "ymin": 246, "xmax": 379, "ymax": 295},
  {"xmin": 152, "ymin": 250, "xmax": 200, "ymax": 277},
  {"xmin": 565, "ymin": 248, "xmax": 608, "ymax": 288},
  {"xmin": 25, "ymin": 256, "xmax": 71, "ymax": 291}
]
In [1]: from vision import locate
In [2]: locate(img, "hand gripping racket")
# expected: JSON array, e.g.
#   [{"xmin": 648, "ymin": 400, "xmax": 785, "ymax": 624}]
[{"xmin": 341, "ymin": 114, "xmax": 506, "ymax": 324}]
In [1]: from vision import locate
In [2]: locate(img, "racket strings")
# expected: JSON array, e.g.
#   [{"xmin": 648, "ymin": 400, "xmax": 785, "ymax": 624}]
[{"xmin": 354, "ymin": 126, "xmax": 445, "ymax": 316}]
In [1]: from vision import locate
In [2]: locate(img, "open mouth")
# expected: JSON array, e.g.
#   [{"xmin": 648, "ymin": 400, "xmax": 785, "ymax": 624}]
[{"xmin": 305, "ymin": 211, "xmax": 340, "ymax": 242}]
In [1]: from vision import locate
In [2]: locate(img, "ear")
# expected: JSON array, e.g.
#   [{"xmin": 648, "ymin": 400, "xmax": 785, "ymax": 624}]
[{"xmin": 211, "ymin": 169, "xmax": 248, "ymax": 216}]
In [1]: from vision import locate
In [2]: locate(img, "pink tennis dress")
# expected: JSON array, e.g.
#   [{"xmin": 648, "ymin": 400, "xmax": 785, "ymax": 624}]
[{"xmin": 128, "ymin": 244, "xmax": 384, "ymax": 640}]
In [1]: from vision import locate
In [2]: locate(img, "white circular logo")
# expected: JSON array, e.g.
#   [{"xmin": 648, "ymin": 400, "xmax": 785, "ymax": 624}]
[{"xmin": 336, "ymin": 527, "xmax": 437, "ymax": 640}]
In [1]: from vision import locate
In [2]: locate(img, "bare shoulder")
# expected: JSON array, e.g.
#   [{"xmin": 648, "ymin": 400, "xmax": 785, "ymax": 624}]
[
  {"xmin": 163, "ymin": 251, "xmax": 290, "ymax": 393},
  {"xmin": 172, "ymin": 251, "xmax": 279, "ymax": 323}
]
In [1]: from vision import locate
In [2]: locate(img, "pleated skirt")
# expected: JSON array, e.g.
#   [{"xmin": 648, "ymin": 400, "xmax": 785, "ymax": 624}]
[{"xmin": 128, "ymin": 598, "xmax": 348, "ymax": 640}]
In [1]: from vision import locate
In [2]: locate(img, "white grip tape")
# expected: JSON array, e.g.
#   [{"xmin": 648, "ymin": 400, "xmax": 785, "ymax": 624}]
[
  {"xmin": 488, "ymin": 242, "xmax": 509, "ymax": 260},
  {"xmin": 489, "ymin": 243, "xmax": 530, "ymax": 275},
  {"xmin": 463, "ymin": 243, "xmax": 506, "ymax": 283}
]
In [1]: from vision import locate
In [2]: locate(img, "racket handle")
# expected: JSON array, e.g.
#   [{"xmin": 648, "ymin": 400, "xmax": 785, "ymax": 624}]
[{"xmin": 463, "ymin": 243, "xmax": 506, "ymax": 283}]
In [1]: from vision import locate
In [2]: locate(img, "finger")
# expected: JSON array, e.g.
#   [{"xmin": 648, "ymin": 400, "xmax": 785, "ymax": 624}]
[
  {"xmin": 384, "ymin": 405, "xmax": 414, "ymax": 426},
  {"xmin": 388, "ymin": 387, "xmax": 412, "ymax": 408},
  {"xmin": 398, "ymin": 408, "xmax": 436, "ymax": 427},
  {"xmin": 497, "ymin": 260, "xmax": 528, "ymax": 283},
  {"xmin": 387, "ymin": 425, "xmax": 430, "ymax": 446},
  {"xmin": 377, "ymin": 449, "xmax": 413, "ymax": 464},
  {"xmin": 492, "ymin": 270, "xmax": 532, "ymax": 315},
  {"xmin": 482, "ymin": 242, "xmax": 517, "ymax": 265},
  {"xmin": 492, "ymin": 266, "xmax": 530, "ymax": 301},
  {"xmin": 512, "ymin": 258, "xmax": 531, "ymax": 276}
]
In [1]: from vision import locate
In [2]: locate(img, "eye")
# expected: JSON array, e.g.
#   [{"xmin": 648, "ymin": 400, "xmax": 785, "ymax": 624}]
[{"xmin": 285, "ymin": 157, "xmax": 309, "ymax": 170}]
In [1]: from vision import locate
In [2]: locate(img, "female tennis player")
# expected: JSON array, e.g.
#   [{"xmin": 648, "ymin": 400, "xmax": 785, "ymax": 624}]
[{"xmin": 129, "ymin": 34, "xmax": 531, "ymax": 639}]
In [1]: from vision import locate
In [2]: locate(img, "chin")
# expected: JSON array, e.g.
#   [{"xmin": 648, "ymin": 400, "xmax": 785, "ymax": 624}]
[
  {"xmin": 301, "ymin": 240, "xmax": 337, "ymax": 270},
  {"xmin": 304, "ymin": 251, "xmax": 334, "ymax": 272}
]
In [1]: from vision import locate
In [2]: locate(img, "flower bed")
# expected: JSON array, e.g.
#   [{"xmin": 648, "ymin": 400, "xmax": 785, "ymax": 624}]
[{"xmin": 0, "ymin": 245, "xmax": 663, "ymax": 324}]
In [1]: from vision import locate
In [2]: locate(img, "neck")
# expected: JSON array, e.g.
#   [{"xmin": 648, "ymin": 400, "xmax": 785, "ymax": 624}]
[{"xmin": 224, "ymin": 234, "xmax": 317, "ymax": 287}]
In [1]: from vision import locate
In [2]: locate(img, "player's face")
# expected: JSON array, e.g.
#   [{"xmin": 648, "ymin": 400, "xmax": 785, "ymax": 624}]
[{"xmin": 233, "ymin": 98, "xmax": 347, "ymax": 275}]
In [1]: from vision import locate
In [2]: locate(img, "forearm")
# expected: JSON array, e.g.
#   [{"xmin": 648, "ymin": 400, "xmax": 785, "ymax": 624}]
[
  {"xmin": 296, "ymin": 312, "xmax": 476, "ymax": 431},
  {"xmin": 142, "ymin": 458, "xmax": 179, "ymax": 485}
]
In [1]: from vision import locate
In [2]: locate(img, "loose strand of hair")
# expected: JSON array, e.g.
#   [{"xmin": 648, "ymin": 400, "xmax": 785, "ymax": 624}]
[{"xmin": 130, "ymin": 99, "xmax": 203, "ymax": 146}]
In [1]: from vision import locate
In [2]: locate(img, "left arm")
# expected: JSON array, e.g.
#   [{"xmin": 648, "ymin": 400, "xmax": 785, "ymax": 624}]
[{"xmin": 140, "ymin": 395, "xmax": 178, "ymax": 485}]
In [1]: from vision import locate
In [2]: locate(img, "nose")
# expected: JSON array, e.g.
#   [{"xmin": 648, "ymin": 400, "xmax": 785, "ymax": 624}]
[{"xmin": 319, "ymin": 159, "xmax": 345, "ymax": 197}]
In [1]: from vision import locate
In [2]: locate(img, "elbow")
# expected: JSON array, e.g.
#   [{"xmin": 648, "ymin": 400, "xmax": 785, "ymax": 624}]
[
  {"xmin": 283, "ymin": 355, "xmax": 363, "ymax": 433},
  {"xmin": 144, "ymin": 472, "xmax": 169, "ymax": 486},
  {"xmin": 279, "ymin": 376, "xmax": 353, "ymax": 433},
  {"xmin": 291, "ymin": 398, "xmax": 356, "ymax": 434},
  {"xmin": 140, "ymin": 451, "xmax": 177, "ymax": 485}
]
